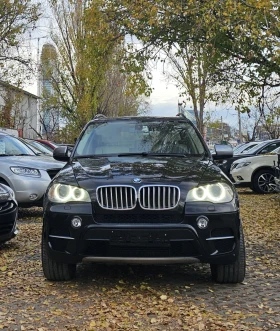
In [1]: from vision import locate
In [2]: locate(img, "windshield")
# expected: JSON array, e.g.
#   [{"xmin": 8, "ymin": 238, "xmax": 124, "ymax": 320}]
[
  {"xmin": 245, "ymin": 141, "xmax": 269, "ymax": 154},
  {"xmin": 239, "ymin": 143, "xmax": 260, "ymax": 154},
  {"xmin": 26, "ymin": 140, "xmax": 53, "ymax": 155},
  {"xmin": 74, "ymin": 119, "xmax": 206, "ymax": 157},
  {"xmin": 233, "ymin": 143, "xmax": 245, "ymax": 152},
  {"xmin": 0, "ymin": 135, "xmax": 36, "ymax": 156},
  {"xmin": 272, "ymin": 147, "xmax": 280, "ymax": 154}
]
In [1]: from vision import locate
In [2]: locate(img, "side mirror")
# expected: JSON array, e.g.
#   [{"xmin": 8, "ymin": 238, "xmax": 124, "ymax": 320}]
[
  {"xmin": 212, "ymin": 144, "xmax": 233, "ymax": 160},
  {"xmin": 53, "ymin": 146, "xmax": 71, "ymax": 162}
]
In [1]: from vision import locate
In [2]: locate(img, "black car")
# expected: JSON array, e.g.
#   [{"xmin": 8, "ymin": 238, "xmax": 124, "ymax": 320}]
[
  {"xmin": 0, "ymin": 183, "xmax": 18, "ymax": 245},
  {"xmin": 217, "ymin": 139, "xmax": 280, "ymax": 177},
  {"xmin": 42, "ymin": 115, "xmax": 245, "ymax": 283},
  {"xmin": 275, "ymin": 152, "xmax": 280, "ymax": 192}
]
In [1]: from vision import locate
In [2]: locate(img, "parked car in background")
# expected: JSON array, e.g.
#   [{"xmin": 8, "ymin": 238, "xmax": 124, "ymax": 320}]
[
  {"xmin": 22, "ymin": 139, "xmax": 53, "ymax": 156},
  {"xmin": 0, "ymin": 183, "xmax": 18, "ymax": 245},
  {"xmin": 230, "ymin": 147, "xmax": 280, "ymax": 193},
  {"xmin": 0, "ymin": 132, "xmax": 65, "ymax": 207},
  {"xmin": 233, "ymin": 141, "xmax": 263, "ymax": 155},
  {"xmin": 42, "ymin": 114, "xmax": 245, "ymax": 283},
  {"xmin": 35, "ymin": 139, "xmax": 75, "ymax": 152},
  {"xmin": 233, "ymin": 143, "xmax": 246, "ymax": 153},
  {"xmin": 217, "ymin": 139, "xmax": 280, "ymax": 177},
  {"xmin": 35, "ymin": 139, "xmax": 59, "ymax": 151},
  {"xmin": 273, "ymin": 149, "xmax": 280, "ymax": 192},
  {"xmin": 57, "ymin": 143, "xmax": 75, "ymax": 148}
]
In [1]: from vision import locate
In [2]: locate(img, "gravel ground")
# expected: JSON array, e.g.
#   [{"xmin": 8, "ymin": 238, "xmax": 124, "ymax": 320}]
[{"xmin": 0, "ymin": 189, "xmax": 279, "ymax": 331}]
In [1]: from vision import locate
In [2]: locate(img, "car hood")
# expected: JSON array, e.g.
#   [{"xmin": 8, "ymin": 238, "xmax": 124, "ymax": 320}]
[
  {"xmin": 0, "ymin": 155, "xmax": 65, "ymax": 170},
  {"xmin": 55, "ymin": 155, "xmax": 226, "ymax": 189}
]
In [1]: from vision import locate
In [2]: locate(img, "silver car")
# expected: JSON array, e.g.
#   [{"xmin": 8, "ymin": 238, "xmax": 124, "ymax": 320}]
[{"xmin": 0, "ymin": 132, "xmax": 65, "ymax": 207}]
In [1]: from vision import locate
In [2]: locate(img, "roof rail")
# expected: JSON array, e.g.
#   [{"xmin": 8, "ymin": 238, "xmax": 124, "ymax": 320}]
[
  {"xmin": 176, "ymin": 112, "xmax": 187, "ymax": 119},
  {"xmin": 93, "ymin": 114, "xmax": 107, "ymax": 120}
]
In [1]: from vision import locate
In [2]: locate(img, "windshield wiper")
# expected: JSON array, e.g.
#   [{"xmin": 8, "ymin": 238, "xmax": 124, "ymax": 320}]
[
  {"xmin": 73, "ymin": 153, "xmax": 190, "ymax": 159},
  {"xmin": 0, "ymin": 153, "xmax": 33, "ymax": 156},
  {"xmin": 72, "ymin": 154, "xmax": 112, "ymax": 159},
  {"xmin": 117, "ymin": 152, "xmax": 187, "ymax": 157}
]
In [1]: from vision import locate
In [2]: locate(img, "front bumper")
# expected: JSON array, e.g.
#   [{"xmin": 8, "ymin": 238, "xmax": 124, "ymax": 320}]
[
  {"xmin": 0, "ymin": 200, "xmax": 18, "ymax": 243},
  {"xmin": 231, "ymin": 168, "xmax": 251, "ymax": 186},
  {"xmin": 43, "ymin": 202, "xmax": 241, "ymax": 265},
  {"xmin": 6, "ymin": 171, "xmax": 51, "ymax": 205}
]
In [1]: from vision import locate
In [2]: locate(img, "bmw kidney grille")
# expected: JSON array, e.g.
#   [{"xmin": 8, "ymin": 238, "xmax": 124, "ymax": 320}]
[{"xmin": 96, "ymin": 185, "xmax": 180, "ymax": 210}]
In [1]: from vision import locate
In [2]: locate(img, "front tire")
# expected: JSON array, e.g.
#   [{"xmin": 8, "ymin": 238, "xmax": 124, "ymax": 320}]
[
  {"xmin": 41, "ymin": 237, "xmax": 76, "ymax": 281},
  {"xmin": 252, "ymin": 169, "xmax": 276, "ymax": 194},
  {"xmin": 210, "ymin": 226, "xmax": 246, "ymax": 283}
]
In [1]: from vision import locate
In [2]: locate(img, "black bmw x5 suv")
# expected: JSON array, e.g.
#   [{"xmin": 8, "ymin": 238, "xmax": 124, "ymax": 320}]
[{"xmin": 42, "ymin": 115, "xmax": 245, "ymax": 283}]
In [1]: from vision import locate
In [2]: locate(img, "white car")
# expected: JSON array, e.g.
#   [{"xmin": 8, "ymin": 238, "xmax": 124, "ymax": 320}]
[
  {"xmin": 233, "ymin": 141, "xmax": 263, "ymax": 155},
  {"xmin": 230, "ymin": 147, "xmax": 280, "ymax": 194}
]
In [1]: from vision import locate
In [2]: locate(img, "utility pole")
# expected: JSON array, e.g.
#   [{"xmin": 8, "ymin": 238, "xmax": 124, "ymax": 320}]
[
  {"xmin": 221, "ymin": 116, "xmax": 224, "ymax": 142},
  {"xmin": 238, "ymin": 109, "xmax": 242, "ymax": 143},
  {"xmin": 36, "ymin": 36, "xmax": 48, "ymax": 136}
]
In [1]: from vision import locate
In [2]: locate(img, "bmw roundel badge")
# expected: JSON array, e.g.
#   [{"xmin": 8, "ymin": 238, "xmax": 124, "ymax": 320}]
[{"xmin": 133, "ymin": 178, "xmax": 142, "ymax": 183}]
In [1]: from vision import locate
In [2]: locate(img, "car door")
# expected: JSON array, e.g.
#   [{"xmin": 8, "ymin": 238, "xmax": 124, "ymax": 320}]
[{"xmin": 257, "ymin": 141, "xmax": 280, "ymax": 155}]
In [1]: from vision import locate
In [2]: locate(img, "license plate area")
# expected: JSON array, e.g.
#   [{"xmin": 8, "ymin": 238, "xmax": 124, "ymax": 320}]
[
  {"xmin": 84, "ymin": 228, "xmax": 199, "ymax": 257},
  {"xmin": 110, "ymin": 230, "xmax": 170, "ymax": 247}
]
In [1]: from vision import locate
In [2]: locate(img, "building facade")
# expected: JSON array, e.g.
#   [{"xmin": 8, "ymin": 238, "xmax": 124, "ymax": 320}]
[{"xmin": 0, "ymin": 80, "xmax": 39, "ymax": 138}]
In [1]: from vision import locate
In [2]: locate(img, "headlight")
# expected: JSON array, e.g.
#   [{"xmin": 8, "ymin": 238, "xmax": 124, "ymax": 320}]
[
  {"xmin": 10, "ymin": 166, "xmax": 41, "ymax": 177},
  {"xmin": 186, "ymin": 183, "xmax": 233, "ymax": 203},
  {"xmin": 48, "ymin": 183, "xmax": 90, "ymax": 203},
  {"xmin": 235, "ymin": 162, "xmax": 251, "ymax": 169},
  {"xmin": 0, "ymin": 185, "xmax": 15, "ymax": 201}
]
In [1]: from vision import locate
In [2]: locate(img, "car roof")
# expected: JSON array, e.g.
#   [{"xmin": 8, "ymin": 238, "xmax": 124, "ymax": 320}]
[
  {"xmin": 89, "ymin": 115, "xmax": 193, "ymax": 124},
  {"xmin": 243, "ymin": 139, "xmax": 280, "ymax": 153}
]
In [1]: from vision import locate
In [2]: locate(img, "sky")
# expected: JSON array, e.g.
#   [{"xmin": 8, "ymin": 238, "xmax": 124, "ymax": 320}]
[
  {"xmin": 147, "ymin": 70, "xmax": 244, "ymax": 130},
  {"xmin": 25, "ymin": 57, "xmax": 243, "ymax": 130},
  {"xmin": 23, "ymin": 2, "xmax": 244, "ymax": 132},
  {"xmin": 24, "ymin": 39, "xmax": 243, "ymax": 131},
  {"xmin": 147, "ymin": 70, "xmax": 180, "ymax": 117}
]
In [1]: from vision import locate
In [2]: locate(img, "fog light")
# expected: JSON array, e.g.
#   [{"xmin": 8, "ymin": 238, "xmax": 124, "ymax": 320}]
[
  {"xmin": 29, "ymin": 194, "xmax": 38, "ymax": 200},
  {"xmin": 71, "ymin": 216, "xmax": 82, "ymax": 228},
  {"xmin": 197, "ymin": 216, "xmax": 209, "ymax": 229}
]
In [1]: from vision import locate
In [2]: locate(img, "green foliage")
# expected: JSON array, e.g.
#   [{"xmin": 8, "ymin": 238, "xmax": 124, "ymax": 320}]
[
  {"xmin": 164, "ymin": 41, "xmax": 232, "ymax": 132},
  {"xmin": 208, "ymin": 120, "xmax": 223, "ymax": 130},
  {"xmin": 42, "ymin": 0, "xmax": 150, "ymax": 140},
  {"xmin": 0, "ymin": 0, "xmax": 40, "ymax": 83},
  {"xmin": 108, "ymin": 0, "xmax": 280, "ymax": 125}
]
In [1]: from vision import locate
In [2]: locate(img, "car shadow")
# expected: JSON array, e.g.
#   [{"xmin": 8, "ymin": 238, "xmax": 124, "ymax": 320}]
[
  {"xmin": 74, "ymin": 262, "xmax": 214, "ymax": 288},
  {"xmin": 18, "ymin": 207, "xmax": 43, "ymax": 221}
]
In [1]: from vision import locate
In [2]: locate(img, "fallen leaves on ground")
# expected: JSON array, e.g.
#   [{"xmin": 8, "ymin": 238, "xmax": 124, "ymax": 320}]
[{"xmin": 0, "ymin": 191, "xmax": 279, "ymax": 330}]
